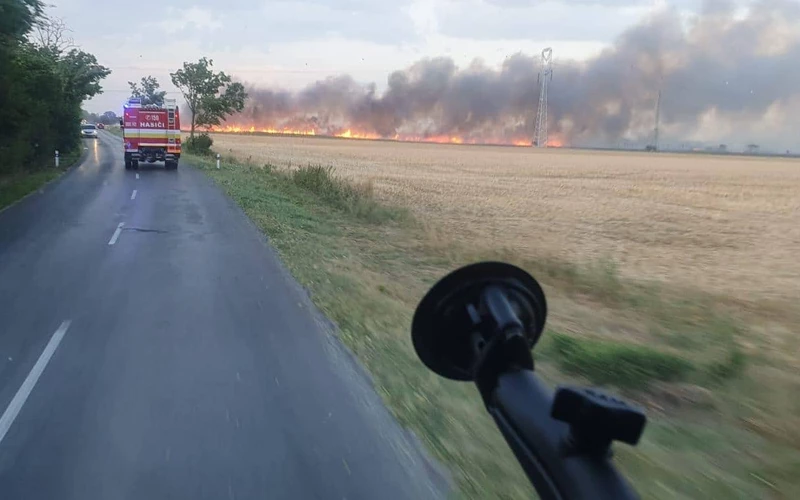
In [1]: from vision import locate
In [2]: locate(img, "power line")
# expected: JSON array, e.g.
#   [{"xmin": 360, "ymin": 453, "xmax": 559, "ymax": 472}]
[{"xmin": 654, "ymin": 90, "xmax": 661, "ymax": 151}]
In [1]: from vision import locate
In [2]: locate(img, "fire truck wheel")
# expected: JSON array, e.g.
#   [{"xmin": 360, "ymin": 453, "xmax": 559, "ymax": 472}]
[
  {"xmin": 132, "ymin": 161, "xmax": 139, "ymax": 170},
  {"xmin": 166, "ymin": 160, "xmax": 178, "ymax": 170},
  {"xmin": 124, "ymin": 160, "xmax": 131, "ymax": 170}
]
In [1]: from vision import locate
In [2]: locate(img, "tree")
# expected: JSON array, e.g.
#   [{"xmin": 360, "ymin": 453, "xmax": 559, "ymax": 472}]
[
  {"xmin": 0, "ymin": 0, "xmax": 42, "ymax": 44},
  {"xmin": 128, "ymin": 75, "xmax": 166, "ymax": 106},
  {"xmin": 30, "ymin": 15, "xmax": 74, "ymax": 55},
  {"xmin": 100, "ymin": 110, "xmax": 118, "ymax": 125},
  {"xmin": 81, "ymin": 110, "xmax": 118, "ymax": 125},
  {"xmin": 82, "ymin": 109, "xmax": 100, "ymax": 122},
  {"xmin": 170, "ymin": 57, "xmax": 247, "ymax": 138},
  {"xmin": 60, "ymin": 49, "xmax": 110, "ymax": 101},
  {"xmin": 0, "ymin": 1, "xmax": 110, "ymax": 174}
]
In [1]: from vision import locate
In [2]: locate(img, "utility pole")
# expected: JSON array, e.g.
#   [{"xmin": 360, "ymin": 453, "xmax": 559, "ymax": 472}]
[
  {"xmin": 654, "ymin": 90, "xmax": 661, "ymax": 151},
  {"xmin": 534, "ymin": 48, "xmax": 553, "ymax": 148}
]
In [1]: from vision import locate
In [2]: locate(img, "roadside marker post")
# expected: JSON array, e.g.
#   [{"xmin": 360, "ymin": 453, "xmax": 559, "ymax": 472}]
[
  {"xmin": 55, "ymin": 150, "xmax": 59, "ymax": 168},
  {"xmin": 216, "ymin": 153, "xmax": 221, "ymax": 170}
]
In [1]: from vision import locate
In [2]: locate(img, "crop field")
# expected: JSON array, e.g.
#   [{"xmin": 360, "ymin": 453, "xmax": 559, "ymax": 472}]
[
  {"xmin": 202, "ymin": 133, "xmax": 800, "ymax": 498},
  {"xmin": 212, "ymin": 133, "xmax": 800, "ymax": 304}
]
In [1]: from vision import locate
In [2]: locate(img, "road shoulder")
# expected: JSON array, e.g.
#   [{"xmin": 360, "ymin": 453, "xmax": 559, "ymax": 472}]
[{"xmin": 0, "ymin": 145, "xmax": 90, "ymax": 213}]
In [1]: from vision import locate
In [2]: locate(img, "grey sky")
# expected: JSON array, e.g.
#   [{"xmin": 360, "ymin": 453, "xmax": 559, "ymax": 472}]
[{"xmin": 50, "ymin": 0, "xmax": 703, "ymax": 113}]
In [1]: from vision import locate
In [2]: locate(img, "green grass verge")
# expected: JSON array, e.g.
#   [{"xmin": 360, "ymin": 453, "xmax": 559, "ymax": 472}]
[
  {"xmin": 189, "ymin": 153, "xmax": 800, "ymax": 499},
  {"xmin": 0, "ymin": 148, "xmax": 82, "ymax": 211},
  {"xmin": 548, "ymin": 332, "xmax": 694, "ymax": 388},
  {"xmin": 290, "ymin": 165, "xmax": 410, "ymax": 223},
  {"xmin": 545, "ymin": 331, "xmax": 747, "ymax": 390}
]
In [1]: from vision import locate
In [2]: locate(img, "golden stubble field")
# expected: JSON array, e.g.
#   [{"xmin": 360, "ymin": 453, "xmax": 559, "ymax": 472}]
[{"xmin": 211, "ymin": 133, "xmax": 800, "ymax": 305}]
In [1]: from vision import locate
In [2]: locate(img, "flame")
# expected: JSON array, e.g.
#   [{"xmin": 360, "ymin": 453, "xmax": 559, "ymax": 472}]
[
  {"xmin": 200, "ymin": 124, "xmax": 550, "ymax": 147},
  {"xmin": 207, "ymin": 125, "xmax": 317, "ymax": 135},
  {"xmin": 336, "ymin": 129, "xmax": 381, "ymax": 140},
  {"xmin": 393, "ymin": 134, "xmax": 466, "ymax": 144},
  {"xmin": 263, "ymin": 127, "xmax": 316, "ymax": 135}
]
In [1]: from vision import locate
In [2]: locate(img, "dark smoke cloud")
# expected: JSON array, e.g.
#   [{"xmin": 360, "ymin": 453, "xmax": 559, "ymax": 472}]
[{"xmin": 230, "ymin": 0, "xmax": 800, "ymax": 148}]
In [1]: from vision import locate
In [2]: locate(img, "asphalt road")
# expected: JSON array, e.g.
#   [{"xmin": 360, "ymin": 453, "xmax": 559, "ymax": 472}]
[{"xmin": 0, "ymin": 132, "xmax": 448, "ymax": 499}]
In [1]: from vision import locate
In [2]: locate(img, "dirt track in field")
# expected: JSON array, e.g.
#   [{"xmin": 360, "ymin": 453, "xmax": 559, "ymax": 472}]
[{"xmin": 212, "ymin": 133, "xmax": 800, "ymax": 303}]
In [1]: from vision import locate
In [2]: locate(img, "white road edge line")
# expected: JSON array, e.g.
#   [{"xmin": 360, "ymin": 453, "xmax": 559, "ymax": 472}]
[
  {"xmin": 108, "ymin": 222, "xmax": 125, "ymax": 245},
  {"xmin": 0, "ymin": 320, "xmax": 71, "ymax": 444},
  {"xmin": 131, "ymin": 190, "xmax": 137, "ymax": 200}
]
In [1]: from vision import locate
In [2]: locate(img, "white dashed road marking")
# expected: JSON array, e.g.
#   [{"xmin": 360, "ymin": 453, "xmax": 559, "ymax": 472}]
[
  {"xmin": 108, "ymin": 222, "xmax": 124, "ymax": 245},
  {"xmin": 0, "ymin": 320, "xmax": 71, "ymax": 445}
]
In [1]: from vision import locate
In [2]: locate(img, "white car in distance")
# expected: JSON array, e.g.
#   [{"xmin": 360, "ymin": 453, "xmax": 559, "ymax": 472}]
[{"xmin": 80, "ymin": 123, "xmax": 99, "ymax": 139}]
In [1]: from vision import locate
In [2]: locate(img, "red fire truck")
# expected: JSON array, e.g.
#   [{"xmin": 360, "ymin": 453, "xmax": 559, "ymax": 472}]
[{"xmin": 121, "ymin": 98, "xmax": 181, "ymax": 170}]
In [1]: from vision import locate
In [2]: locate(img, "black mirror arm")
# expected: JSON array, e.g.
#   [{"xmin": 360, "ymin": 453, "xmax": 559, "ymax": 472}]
[
  {"xmin": 488, "ymin": 371, "xmax": 642, "ymax": 500},
  {"xmin": 469, "ymin": 286, "xmax": 644, "ymax": 500},
  {"xmin": 412, "ymin": 262, "xmax": 646, "ymax": 500}
]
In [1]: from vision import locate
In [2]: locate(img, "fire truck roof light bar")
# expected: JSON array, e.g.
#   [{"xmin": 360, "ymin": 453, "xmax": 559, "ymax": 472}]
[{"xmin": 124, "ymin": 98, "xmax": 177, "ymax": 110}]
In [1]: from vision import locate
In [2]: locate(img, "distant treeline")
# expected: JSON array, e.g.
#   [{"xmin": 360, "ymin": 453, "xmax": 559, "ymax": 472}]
[{"xmin": 82, "ymin": 110, "xmax": 119, "ymax": 126}]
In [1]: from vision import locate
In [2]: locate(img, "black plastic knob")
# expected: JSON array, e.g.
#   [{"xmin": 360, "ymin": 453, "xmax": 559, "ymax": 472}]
[{"xmin": 552, "ymin": 386, "xmax": 646, "ymax": 451}]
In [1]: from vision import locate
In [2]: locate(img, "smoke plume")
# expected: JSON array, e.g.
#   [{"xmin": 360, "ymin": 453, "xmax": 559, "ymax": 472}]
[{"xmin": 230, "ymin": 0, "xmax": 800, "ymax": 149}]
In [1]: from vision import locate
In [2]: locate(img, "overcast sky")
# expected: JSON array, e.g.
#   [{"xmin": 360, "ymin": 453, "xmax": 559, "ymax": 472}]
[{"xmin": 50, "ymin": 0, "xmax": 714, "ymax": 113}]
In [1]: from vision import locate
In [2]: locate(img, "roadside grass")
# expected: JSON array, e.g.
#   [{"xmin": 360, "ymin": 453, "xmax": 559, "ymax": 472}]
[
  {"xmin": 548, "ymin": 332, "xmax": 694, "ymax": 388},
  {"xmin": 290, "ymin": 165, "xmax": 410, "ymax": 223},
  {"xmin": 104, "ymin": 126, "xmax": 123, "ymax": 137},
  {"xmin": 189, "ymin": 153, "xmax": 800, "ymax": 499},
  {"xmin": 0, "ymin": 148, "xmax": 81, "ymax": 211}
]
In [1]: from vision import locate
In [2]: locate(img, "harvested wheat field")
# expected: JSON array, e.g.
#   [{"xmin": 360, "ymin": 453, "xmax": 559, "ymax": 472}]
[{"xmin": 212, "ymin": 133, "xmax": 800, "ymax": 304}]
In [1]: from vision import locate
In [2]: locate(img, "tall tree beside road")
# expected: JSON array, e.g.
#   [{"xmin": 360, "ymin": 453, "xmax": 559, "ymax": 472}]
[
  {"xmin": 128, "ymin": 76, "xmax": 167, "ymax": 106},
  {"xmin": 0, "ymin": 0, "xmax": 109, "ymax": 174},
  {"xmin": 170, "ymin": 57, "xmax": 247, "ymax": 138},
  {"xmin": 29, "ymin": 15, "xmax": 74, "ymax": 55},
  {"xmin": 0, "ymin": 0, "xmax": 42, "ymax": 43},
  {"xmin": 59, "ymin": 49, "xmax": 110, "ymax": 103}
]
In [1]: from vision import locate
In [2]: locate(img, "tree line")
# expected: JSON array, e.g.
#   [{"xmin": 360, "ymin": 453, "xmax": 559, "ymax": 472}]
[{"xmin": 0, "ymin": 0, "xmax": 110, "ymax": 175}]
